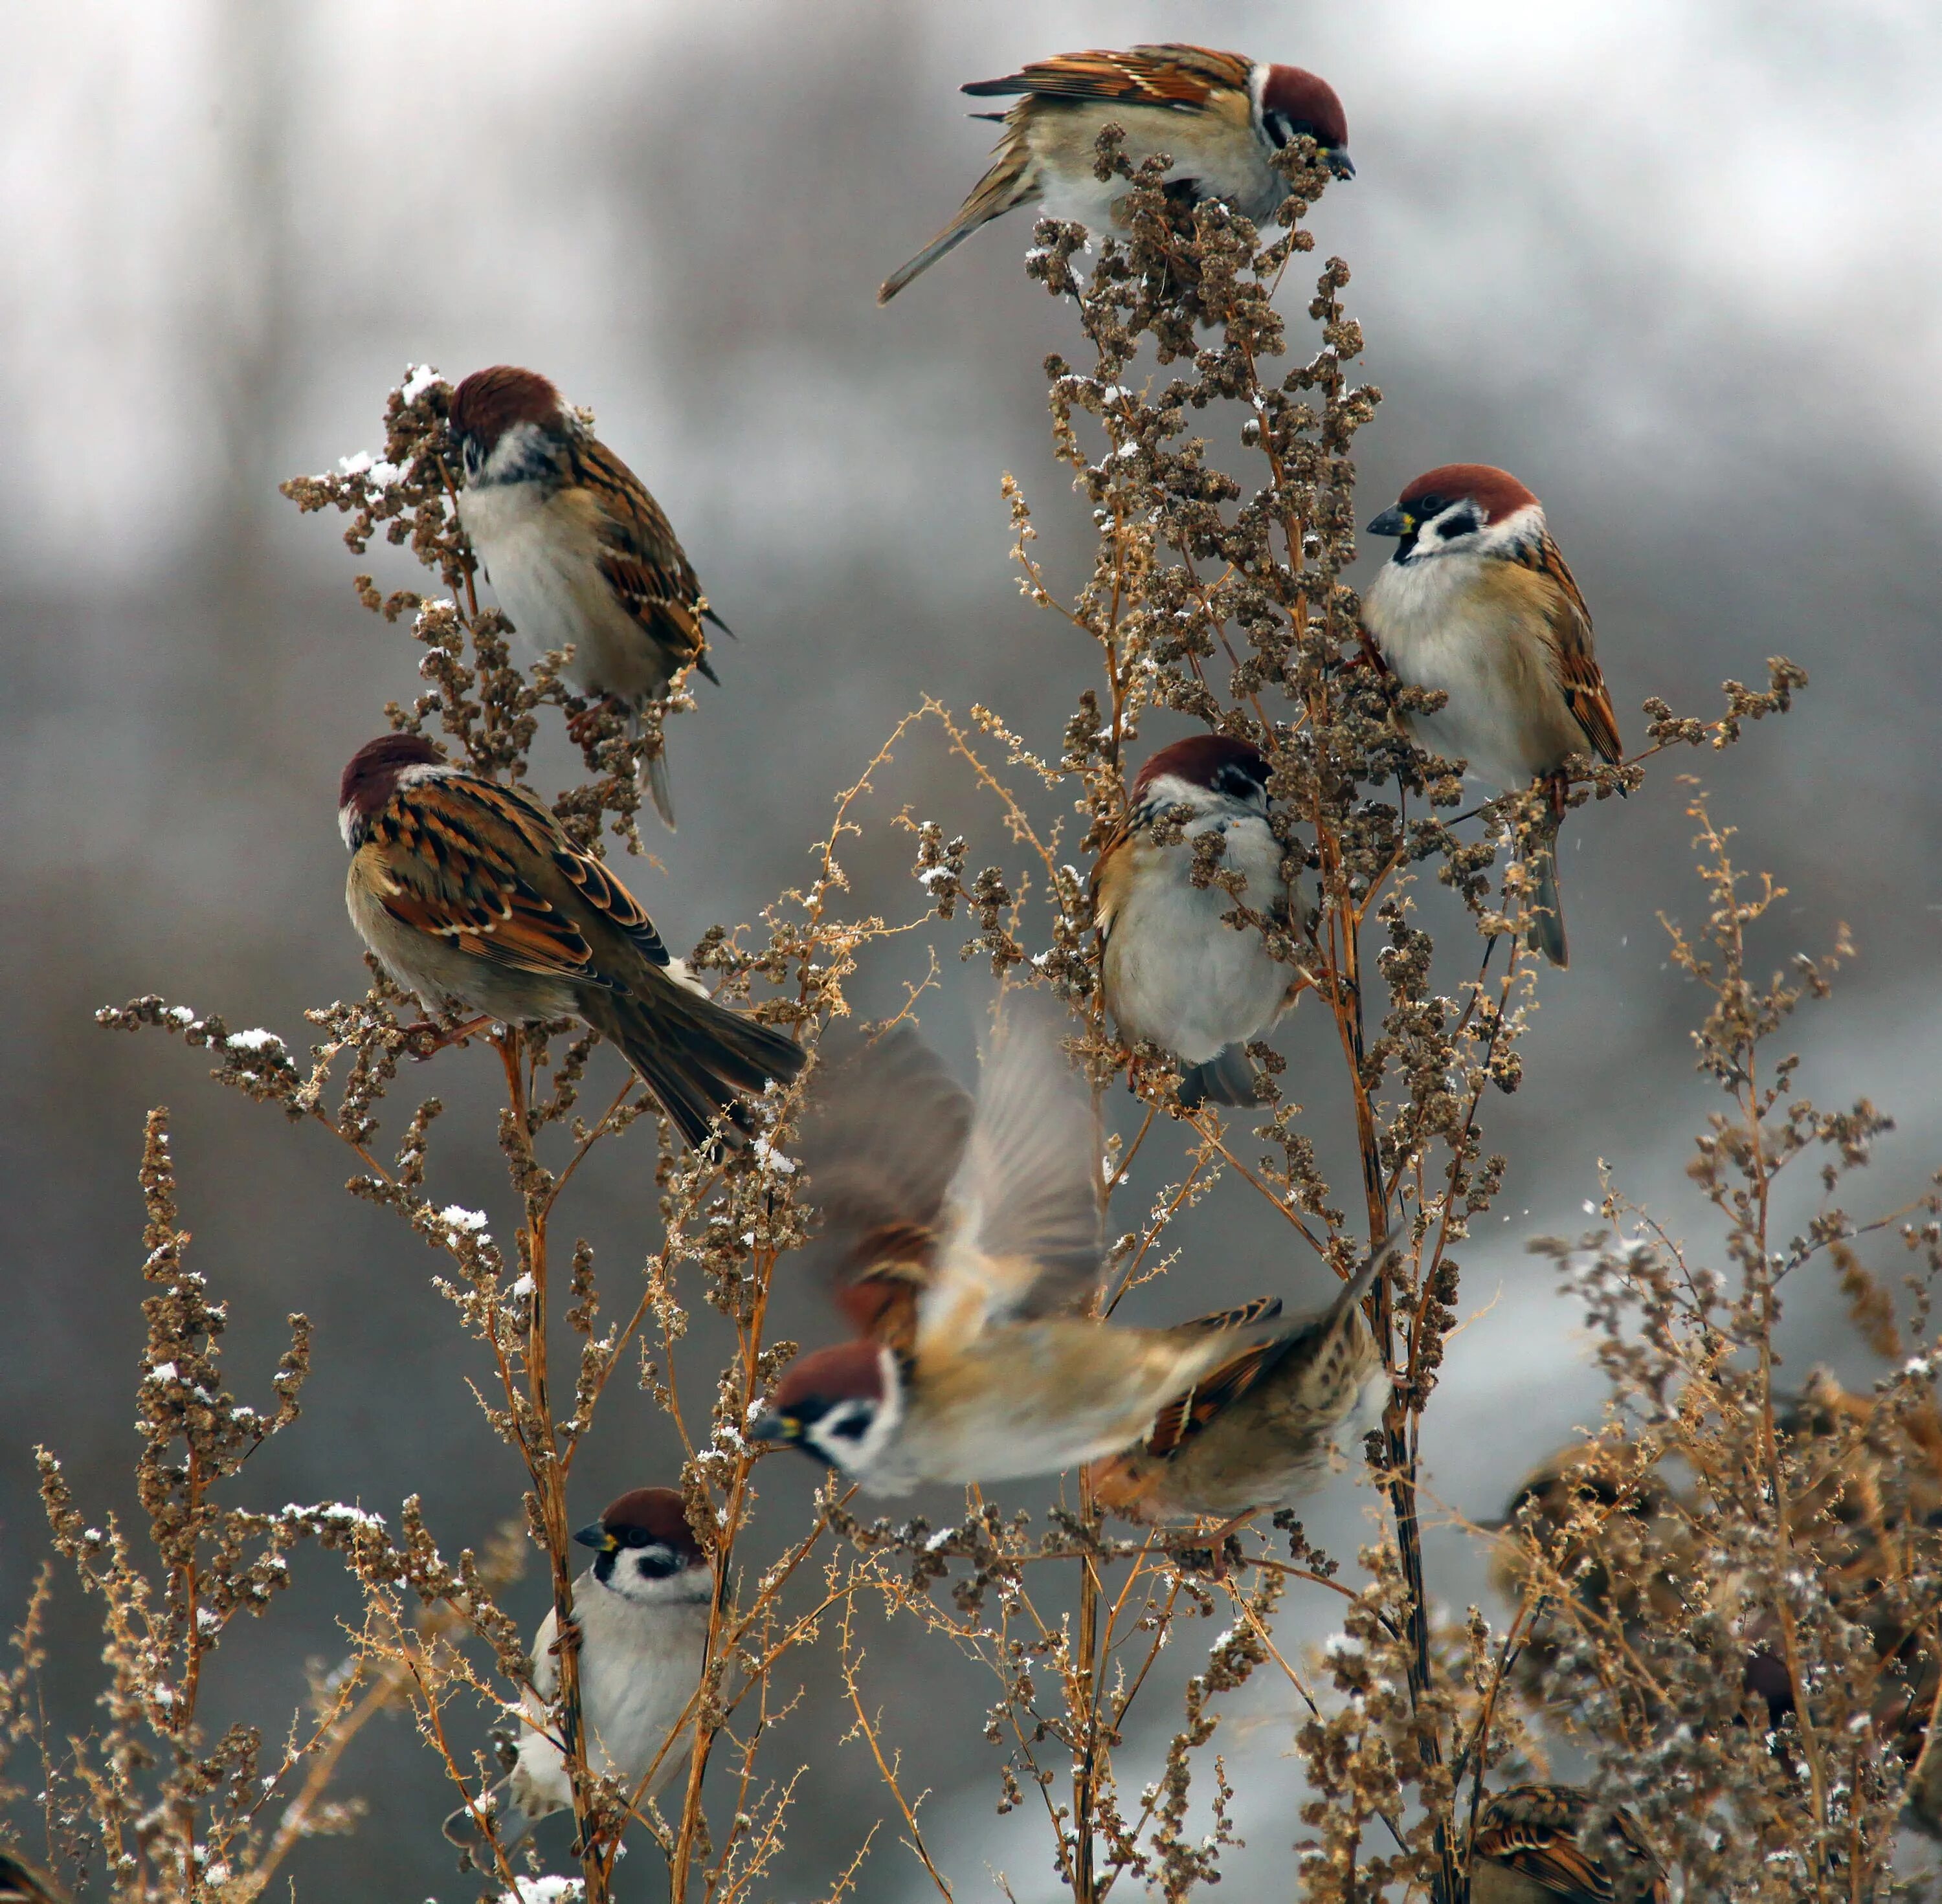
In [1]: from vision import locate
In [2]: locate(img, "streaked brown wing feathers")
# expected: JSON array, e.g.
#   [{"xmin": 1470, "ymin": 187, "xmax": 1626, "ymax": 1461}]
[
  {"xmin": 1144, "ymin": 1331, "xmax": 1293, "ymax": 1459},
  {"xmin": 1519, "ymin": 535, "xmax": 1622, "ymax": 765},
  {"xmin": 963, "ymin": 43, "xmax": 1248, "ymax": 108},
  {"xmin": 366, "ymin": 777, "xmax": 604, "ymax": 982},
  {"xmin": 570, "ymin": 436, "xmax": 709, "ymax": 665}
]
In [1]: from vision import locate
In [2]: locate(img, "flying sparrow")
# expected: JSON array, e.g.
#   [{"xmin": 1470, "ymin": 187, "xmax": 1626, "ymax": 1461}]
[
  {"xmin": 878, "ymin": 44, "xmax": 1351, "ymax": 304},
  {"xmin": 1088, "ymin": 1229, "xmax": 1398, "ymax": 1526},
  {"xmin": 444, "ymin": 1487, "xmax": 713, "ymax": 1855},
  {"xmin": 1468, "ymin": 1784, "xmax": 1667, "ymax": 1904},
  {"xmin": 1361, "ymin": 464, "xmax": 1623, "ymax": 968},
  {"xmin": 447, "ymin": 365, "xmax": 724, "ymax": 829},
  {"xmin": 338, "ymin": 733, "xmax": 803, "ymax": 1149},
  {"xmin": 1093, "ymin": 735, "xmax": 1307, "ymax": 1108},
  {"xmin": 752, "ymin": 1015, "xmax": 1281, "ymax": 1494}
]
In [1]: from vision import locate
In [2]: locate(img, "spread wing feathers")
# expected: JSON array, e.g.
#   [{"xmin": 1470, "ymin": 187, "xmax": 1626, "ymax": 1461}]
[
  {"xmin": 1519, "ymin": 535, "xmax": 1622, "ymax": 766},
  {"xmin": 793, "ymin": 1024, "xmax": 976, "ymax": 1283},
  {"xmin": 926, "ymin": 1011, "xmax": 1104, "ymax": 1336},
  {"xmin": 568, "ymin": 435, "xmax": 719, "ymax": 685},
  {"xmin": 1143, "ymin": 1231, "xmax": 1398, "ymax": 1458},
  {"xmin": 961, "ymin": 44, "xmax": 1251, "ymax": 107},
  {"xmin": 366, "ymin": 775, "xmax": 669, "ymax": 981},
  {"xmin": 1174, "ymin": 1294, "xmax": 1283, "ymax": 1333}
]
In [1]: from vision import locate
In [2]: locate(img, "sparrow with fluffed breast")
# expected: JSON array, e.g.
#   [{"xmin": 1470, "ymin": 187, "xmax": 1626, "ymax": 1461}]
[
  {"xmin": 447, "ymin": 365, "xmax": 724, "ymax": 829},
  {"xmin": 878, "ymin": 44, "xmax": 1352, "ymax": 304},
  {"xmin": 1361, "ymin": 464, "xmax": 1623, "ymax": 968},
  {"xmin": 1093, "ymin": 735, "xmax": 1308, "ymax": 1108},
  {"xmin": 1087, "ymin": 1229, "xmax": 1398, "ymax": 1526},
  {"xmin": 338, "ymin": 734, "xmax": 803, "ymax": 1149},
  {"xmin": 444, "ymin": 1488, "xmax": 713, "ymax": 1856},
  {"xmin": 752, "ymin": 1015, "xmax": 1282, "ymax": 1494},
  {"xmin": 1468, "ymin": 1784, "xmax": 1667, "ymax": 1904}
]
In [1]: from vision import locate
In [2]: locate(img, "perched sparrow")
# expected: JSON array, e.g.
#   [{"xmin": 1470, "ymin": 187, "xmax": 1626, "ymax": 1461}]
[
  {"xmin": 1468, "ymin": 1784, "xmax": 1667, "ymax": 1904},
  {"xmin": 1094, "ymin": 735, "xmax": 1306, "ymax": 1108},
  {"xmin": 1361, "ymin": 464, "xmax": 1622, "ymax": 968},
  {"xmin": 752, "ymin": 1016, "xmax": 1281, "ymax": 1494},
  {"xmin": 1088, "ymin": 1229, "xmax": 1398, "ymax": 1525},
  {"xmin": 338, "ymin": 733, "xmax": 803, "ymax": 1149},
  {"xmin": 444, "ymin": 1488, "xmax": 712, "ymax": 1854},
  {"xmin": 0, "ymin": 1851, "xmax": 68, "ymax": 1904},
  {"xmin": 1482, "ymin": 1439, "xmax": 1698, "ymax": 1716},
  {"xmin": 447, "ymin": 365, "xmax": 724, "ymax": 828},
  {"xmin": 878, "ymin": 45, "xmax": 1351, "ymax": 304}
]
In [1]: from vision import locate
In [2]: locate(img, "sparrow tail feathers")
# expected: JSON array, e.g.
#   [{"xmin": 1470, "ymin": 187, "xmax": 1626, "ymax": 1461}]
[
  {"xmin": 441, "ymin": 1775, "xmax": 544, "ymax": 1854},
  {"xmin": 581, "ymin": 988, "xmax": 804, "ymax": 1152},
  {"xmin": 878, "ymin": 148, "xmax": 1037, "ymax": 304},
  {"xmin": 641, "ymin": 733, "xmax": 680, "ymax": 826},
  {"xmin": 1524, "ymin": 833, "xmax": 1569, "ymax": 969},
  {"xmin": 1176, "ymin": 1044, "xmax": 1260, "ymax": 1109}
]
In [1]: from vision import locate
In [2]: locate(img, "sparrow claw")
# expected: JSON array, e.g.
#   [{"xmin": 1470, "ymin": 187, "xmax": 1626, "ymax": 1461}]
[{"xmin": 402, "ymin": 1013, "xmax": 495, "ymax": 1061}]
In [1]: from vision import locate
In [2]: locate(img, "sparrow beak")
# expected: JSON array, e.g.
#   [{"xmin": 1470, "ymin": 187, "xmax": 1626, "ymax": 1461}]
[
  {"xmin": 572, "ymin": 1521, "xmax": 617, "ymax": 1553},
  {"xmin": 1366, "ymin": 504, "xmax": 1412, "ymax": 538},
  {"xmin": 750, "ymin": 1412, "xmax": 800, "ymax": 1446},
  {"xmin": 1325, "ymin": 148, "xmax": 1356, "ymax": 181}
]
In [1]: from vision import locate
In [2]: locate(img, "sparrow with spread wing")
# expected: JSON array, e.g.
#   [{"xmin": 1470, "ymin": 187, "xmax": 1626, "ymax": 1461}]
[
  {"xmin": 1088, "ymin": 1230, "xmax": 1398, "ymax": 1526},
  {"xmin": 879, "ymin": 44, "xmax": 1351, "ymax": 304},
  {"xmin": 339, "ymin": 733, "xmax": 803, "ymax": 1149},
  {"xmin": 448, "ymin": 365, "xmax": 724, "ymax": 828},
  {"xmin": 1361, "ymin": 464, "xmax": 1623, "ymax": 968},
  {"xmin": 752, "ymin": 1015, "xmax": 1280, "ymax": 1494}
]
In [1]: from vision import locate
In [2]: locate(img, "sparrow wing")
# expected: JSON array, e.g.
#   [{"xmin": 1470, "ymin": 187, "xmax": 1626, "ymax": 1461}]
[
  {"xmin": 1472, "ymin": 1821, "xmax": 1614, "ymax": 1902},
  {"xmin": 962, "ymin": 43, "xmax": 1251, "ymax": 109},
  {"xmin": 1519, "ymin": 535, "xmax": 1622, "ymax": 766},
  {"xmin": 566, "ymin": 435, "xmax": 719, "ymax": 680},
  {"xmin": 921, "ymin": 1008, "xmax": 1103, "ymax": 1342},
  {"xmin": 792, "ymin": 1024, "xmax": 976, "ymax": 1329},
  {"xmin": 1088, "ymin": 816, "xmax": 1137, "ymax": 942},
  {"xmin": 361, "ymin": 774, "xmax": 671, "ymax": 984},
  {"xmin": 1473, "ymin": 1786, "xmax": 1664, "ymax": 1904}
]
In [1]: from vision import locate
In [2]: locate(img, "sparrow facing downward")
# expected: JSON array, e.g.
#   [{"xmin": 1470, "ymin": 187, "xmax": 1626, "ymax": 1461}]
[
  {"xmin": 1094, "ymin": 735, "xmax": 1306, "ymax": 1108},
  {"xmin": 879, "ymin": 45, "xmax": 1351, "ymax": 304},
  {"xmin": 339, "ymin": 734, "xmax": 803, "ymax": 1149},
  {"xmin": 447, "ymin": 365, "xmax": 724, "ymax": 828},
  {"xmin": 1088, "ymin": 1230, "xmax": 1396, "ymax": 1526},
  {"xmin": 752, "ymin": 1016, "xmax": 1282, "ymax": 1495},
  {"xmin": 443, "ymin": 1488, "xmax": 712, "ymax": 1855},
  {"xmin": 1468, "ymin": 1784, "xmax": 1667, "ymax": 1904},
  {"xmin": 1361, "ymin": 464, "xmax": 1622, "ymax": 968}
]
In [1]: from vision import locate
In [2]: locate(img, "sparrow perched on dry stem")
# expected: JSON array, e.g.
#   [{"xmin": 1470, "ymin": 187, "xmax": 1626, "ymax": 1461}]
[
  {"xmin": 1088, "ymin": 1229, "xmax": 1398, "ymax": 1525},
  {"xmin": 1361, "ymin": 465, "xmax": 1623, "ymax": 968},
  {"xmin": 752, "ymin": 1015, "xmax": 1282, "ymax": 1494},
  {"xmin": 445, "ymin": 1489, "xmax": 712, "ymax": 1855},
  {"xmin": 878, "ymin": 44, "xmax": 1351, "ymax": 304},
  {"xmin": 1468, "ymin": 1784, "xmax": 1667, "ymax": 1904},
  {"xmin": 447, "ymin": 365, "xmax": 724, "ymax": 828},
  {"xmin": 0, "ymin": 1850, "xmax": 68, "ymax": 1904},
  {"xmin": 338, "ymin": 734, "xmax": 803, "ymax": 1149},
  {"xmin": 1093, "ymin": 735, "xmax": 1307, "ymax": 1108}
]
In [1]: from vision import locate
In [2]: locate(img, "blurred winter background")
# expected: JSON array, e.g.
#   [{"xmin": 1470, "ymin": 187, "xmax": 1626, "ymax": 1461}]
[{"xmin": 3, "ymin": 0, "xmax": 1938, "ymax": 1894}]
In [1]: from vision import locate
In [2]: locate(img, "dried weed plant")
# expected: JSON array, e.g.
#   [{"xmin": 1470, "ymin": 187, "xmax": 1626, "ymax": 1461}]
[{"xmin": 2, "ymin": 123, "xmax": 1921, "ymax": 1904}]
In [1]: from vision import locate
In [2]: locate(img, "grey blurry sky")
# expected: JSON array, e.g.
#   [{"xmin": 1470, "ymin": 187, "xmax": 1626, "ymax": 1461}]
[{"xmin": 1, "ymin": 3, "xmax": 1938, "ymax": 1896}]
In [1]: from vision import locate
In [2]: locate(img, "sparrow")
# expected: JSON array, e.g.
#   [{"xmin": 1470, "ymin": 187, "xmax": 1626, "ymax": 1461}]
[
  {"xmin": 447, "ymin": 364, "xmax": 724, "ymax": 829},
  {"xmin": 444, "ymin": 1488, "xmax": 713, "ymax": 1855},
  {"xmin": 338, "ymin": 733, "xmax": 804, "ymax": 1149},
  {"xmin": 1468, "ymin": 1784, "xmax": 1667, "ymax": 1904},
  {"xmin": 1087, "ymin": 1229, "xmax": 1398, "ymax": 1526},
  {"xmin": 878, "ymin": 45, "xmax": 1351, "ymax": 304},
  {"xmin": 1361, "ymin": 464, "xmax": 1623, "ymax": 968},
  {"xmin": 752, "ymin": 1015, "xmax": 1282, "ymax": 1494},
  {"xmin": 1093, "ymin": 735, "xmax": 1306, "ymax": 1108},
  {"xmin": 0, "ymin": 1852, "xmax": 68, "ymax": 1904}
]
